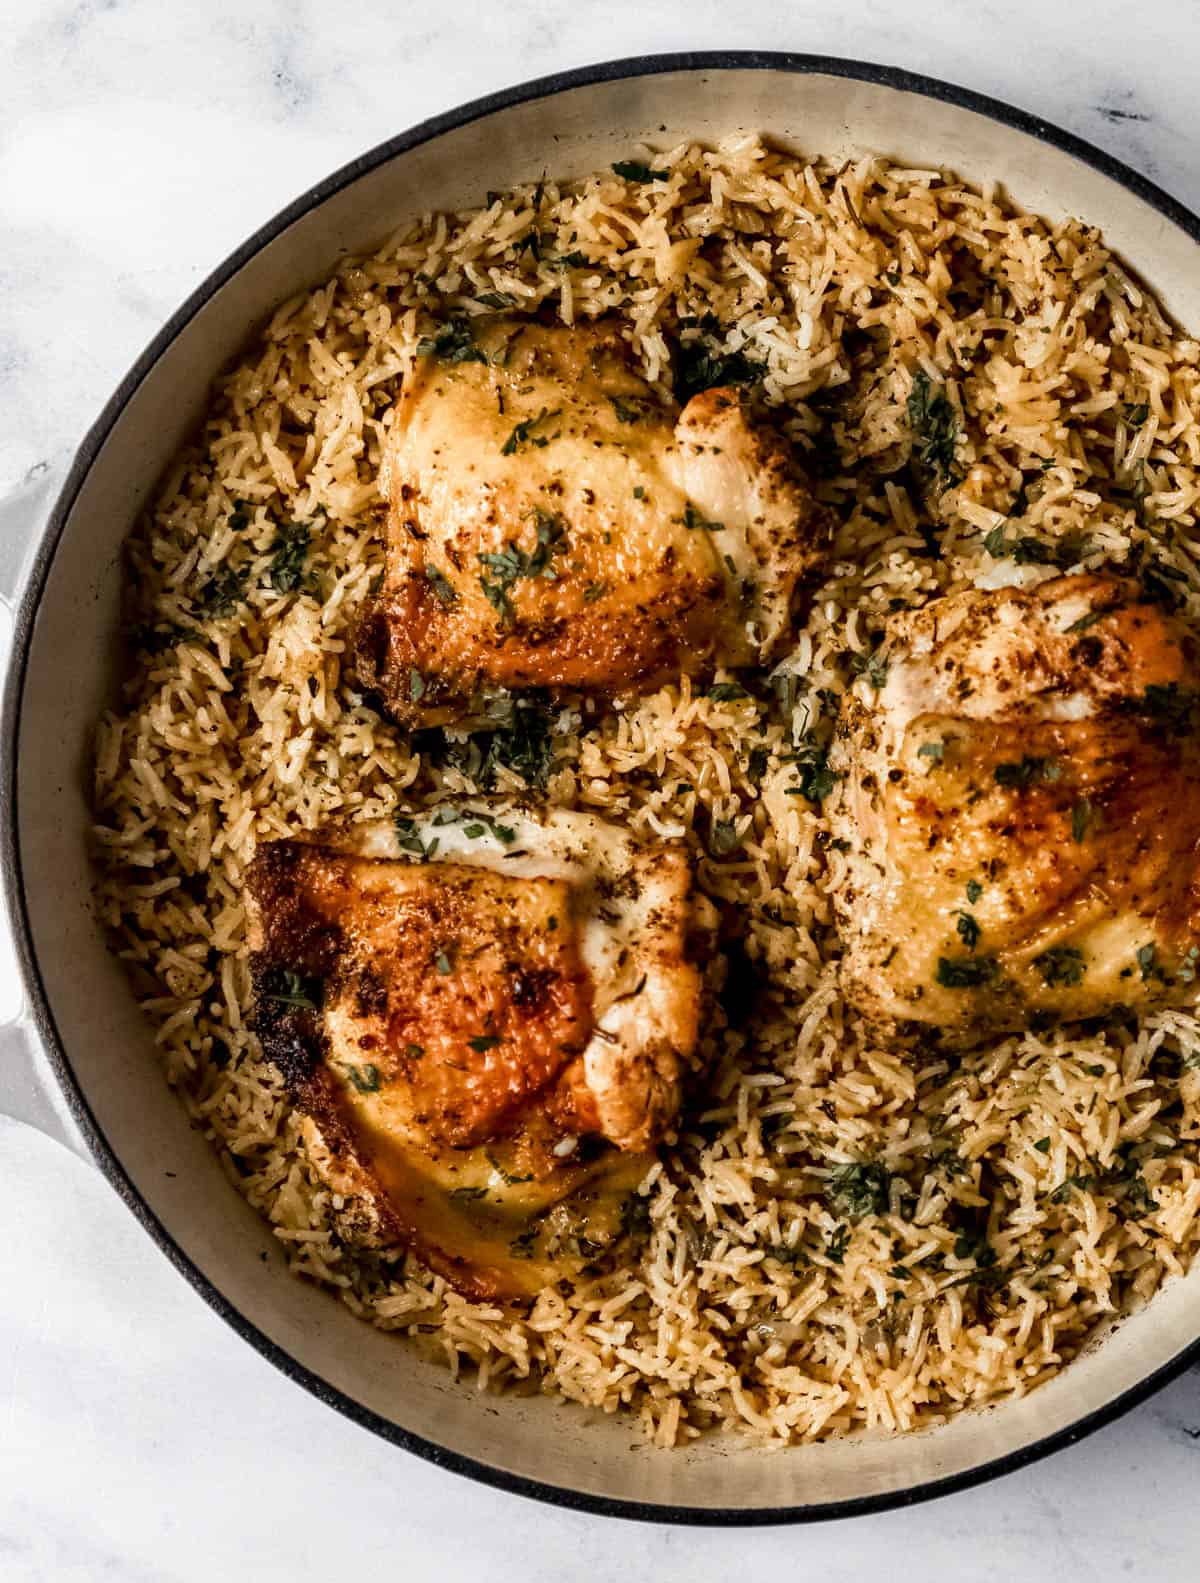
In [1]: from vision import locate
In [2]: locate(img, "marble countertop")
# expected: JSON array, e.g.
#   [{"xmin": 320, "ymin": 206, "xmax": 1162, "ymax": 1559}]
[{"xmin": 3, "ymin": 0, "xmax": 1200, "ymax": 1576}]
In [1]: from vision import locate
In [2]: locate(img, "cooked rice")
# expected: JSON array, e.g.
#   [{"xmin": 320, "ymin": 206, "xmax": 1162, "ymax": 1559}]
[{"xmin": 92, "ymin": 137, "xmax": 1200, "ymax": 1447}]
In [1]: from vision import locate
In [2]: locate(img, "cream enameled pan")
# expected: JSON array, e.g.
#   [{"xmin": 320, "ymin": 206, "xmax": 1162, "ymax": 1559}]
[{"xmin": 4, "ymin": 54, "xmax": 1200, "ymax": 1523}]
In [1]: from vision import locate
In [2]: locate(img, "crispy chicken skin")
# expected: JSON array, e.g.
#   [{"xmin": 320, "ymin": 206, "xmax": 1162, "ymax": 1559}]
[
  {"xmin": 827, "ymin": 573, "xmax": 1200, "ymax": 1040},
  {"xmin": 356, "ymin": 319, "xmax": 829, "ymax": 725},
  {"xmin": 245, "ymin": 808, "xmax": 717, "ymax": 1298}
]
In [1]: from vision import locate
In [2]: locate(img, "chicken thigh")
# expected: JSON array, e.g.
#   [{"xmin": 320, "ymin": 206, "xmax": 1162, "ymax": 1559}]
[
  {"xmin": 827, "ymin": 573, "xmax": 1200, "ymax": 1041},
  {"xmin": 357, "ymin": 318, "xmax": 829, "ymax": 725},
  {"xmin": 246, "ymin": 807, "xmax": 717, "ymax": 1298}
]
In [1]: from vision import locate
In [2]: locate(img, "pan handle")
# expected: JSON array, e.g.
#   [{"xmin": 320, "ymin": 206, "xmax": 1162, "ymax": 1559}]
[
  {"xmin": 0, "ymin": 460, "xmax": 91, "ymax": 1159},
  {"xmin": 0, "ymin": 1009, "xmax": 91, "ymax": 1160}
]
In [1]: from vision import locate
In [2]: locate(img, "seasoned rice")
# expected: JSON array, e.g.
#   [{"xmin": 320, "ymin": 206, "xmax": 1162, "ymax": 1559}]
[{"xmin": 92, "ymin": 137, "xmax": 1200, "ymax": 1447}]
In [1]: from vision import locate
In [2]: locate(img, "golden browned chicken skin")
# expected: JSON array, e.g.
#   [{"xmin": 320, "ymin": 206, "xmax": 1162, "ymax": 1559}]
[
  {"xmin": 357, "ymin": 318, "xmax": 830, "ymax": 725},
  {"xmin": 245, "ymin": 807, "xmax": 716, "ymax": 1298},
  {"xmin": 827, "ymin": 573, "xmax": 1200, "ymax": 1041}
]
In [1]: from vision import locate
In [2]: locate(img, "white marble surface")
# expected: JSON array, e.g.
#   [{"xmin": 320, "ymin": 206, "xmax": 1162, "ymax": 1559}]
[{"xmin": 3, "ymin": 0, "xmax": 1200, "ymax": 1575}]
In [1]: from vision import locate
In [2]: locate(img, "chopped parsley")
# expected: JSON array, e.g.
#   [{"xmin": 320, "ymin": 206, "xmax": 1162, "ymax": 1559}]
[
  {"xmin": 500, "ymin": 406, "xmax": 561, "ymax": 457},
  {"xmin": 1065, "ymin": 609, "xmax": 1106, "ymax": 634},
  {"xmin": 1137, "ymin": 942, "xmax": 1163, "ymax": 982},
  {"xmin": 448, "ymin": 1185, "xmax": 489, "ymax": 1203},
  {"xmin": 344, "ymin": 1063, "xmax": 381, "ymax": 1094},
  {"xmin": 262, "ymin": 969, "xmax": 323, "ymax": 1011},
  {"xmin": 983, "ymin": 524, "xmax": 1086, "ymax": 567},
  {"xmin": 468, "ymin": 1035, "xmax": 501, "ymax": 1053},
  {"xmin": 705, "ymin": 681, "xmax": 749, "ymax": 702},
  {"xmin": 906, "ymin": 368, "xmax": 960, "ymax": 486},
  {"xmin": 709, "ymin": 819, "xmax": 743, "ymax": 856},
  {"xmin": 1050, "ymin": 1172, "xmax": 1094, "ymax": 1205},
  {"xmin": 826, "ymin": 1224, "xmax": 852, "ymax": 1264},
  {"xmin": 130, "ymin": 621, "xmax": 194, "ymax": 655},
  {"xmin": 1139, "ymin": 559, "xmax": 1188, "ymax": 610},
  {"xmin": 994, "ymin": 755, "xmax": 1062, "ymax": 789},
  {"xmin": 936, "ymin": 955, "xmax": 999, "ymax": 989},
  {"xmin": 267, "ymin": 522, "xmax": 311, "ymax": 593},
  {"xmin": 620, "ymin": 1194, "xmax": 652, "ymax": 1239},
  {"xmin": 954, "ymin": 912, "xmax": 981, "ymax": 950},
  {"xmin": 1033, "ymin": 945, "xmax": 1086, "ymax": 987},
  {"xmin": 480, "ymin": 698, "xmax": 557, "ymax": 787},
  {"xmin": 682, "ymin": 502, "xmax": 724, "ymax": 532},
  {"xmin": 428, "ymin": 696, "xmax": 560, "ymax": 790},
  {"xmin": 409, "ymin": 669, "xmax": 425, "ymax": 702},
  {"xmin": 849, "ymin": 647, "xmax": 889, "ymax": 689},
  {"xmin": 404, "ymin": 1043, "xmax": 425, "ymax": 1060},
  {"xmin": 611, "ymin": 159, "xmax": 669, "ymax": 183},
  {"xmin": 917, "ymin": 740, "xmax": 945, "ymax": 763},
  {"xmin": 394, "ymin": 815, "xmax": 438, "ymax": 860},
  {"xmin": 435, "ymin": 950, "xmax": 454, "ymax": 976},
  {"xmin": 416, "ymin": 318, "xmax": 486, "ymax": 364},
  {"xmin": 425, "ymin": 565, "xmax": 459, "ymax": 607},
  {"xmin": 583, "ymin": 581, "xmax": 608, "ymax": 603},
  {"xmin": 478, "ymin": 509, "xmax": 567, "ymax": 624},
  {"xmin": 509, "ymin": 1225, "xmax": 540, "ymax": 1259},
  {"xmin": 825, "ymin": 1161, "xmax": 891, "ymax": 1218},
  {"xmin": 965, "ymin": 879, "xmax": 983, "ymax": 904},
  {"xmin": 197, "ymin": 565, "xmax": 248, "ymax": 616},
  {"xmin": 785, "ymin": 744, "xmax": 839, "ymax": 804},
  {"xmin": 1071, "ymin": 799, "xmax": 1094, "ymax": 843},
  {"xmin": 672, "ymin": 327, "xmax": 763, "ymax": 404},
  {"xmin": 1034, "ymin": 1136, "xmax": 1051, "ymax": 1154},
  {"xmin": 608, "ymin": 395, "xmax": 645, "ymax": 423},
  {"xmin": 1137, "ymin": 682, "xmax": 1197, "ymax": 735},
  {"xmin": 476, "ymin": 291, "xmax": 514, "ymax": 310}
]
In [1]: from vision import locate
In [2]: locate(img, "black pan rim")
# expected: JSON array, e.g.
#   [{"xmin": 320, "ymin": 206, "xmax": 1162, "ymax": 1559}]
[{"xmin": 5, "ymin": 49, "xmax": 1200, "ymax": 1526}]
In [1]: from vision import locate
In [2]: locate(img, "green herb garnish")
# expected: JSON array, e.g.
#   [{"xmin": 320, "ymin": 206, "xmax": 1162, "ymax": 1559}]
[
  {"xmin": 994, "ymin": 756, "xmax": 1062, "ymax": 789},
  {"xmin": 197, "ymin": 565, "xmax": 248, "ymax": 616},
  {"xmin": 425, "ymin": 565, "xmax": 459, "ymax": 607},
  {"xmin": 672, "ymin": 332, "xmax": 763, "ymax": 404},
  {"xmin": 263, "ymin": 969, "xmax": 323, "ymax": 1011},
  {"xmin": 1050, "ymin": 1173, "xmax": 1094, "ymax": 1204},
  {"xmin": 826, "ymin": 1224, "xmax": 852, "ymax": 1264},
  {"xmin": 611, "ymin": 159, "xmax": 669, "ymax": 183},
  {"xmin": 936, "ymin": 955, "xmax": 999, "ymax": 989},
  {"xmin": 906, "ymin": 368, "xmax": 960, "ymax": 485},
  {"xmin": 609, "ymin": 395, "xmax": 645, "ymax": 423},
  {"xmin": 825, "ymin": 1161, "xmax": 891, "ymax": 1219},
  {"xmin": 682, "ymin": 502, "xmax": 724, "ymax": 533},
  {"xmin": 850, "ymin": 647, "xmax": 889, "ymax": 689},
  {"xmin": 478, "ymin": 509, "xmax": 567, "ymax": 624},
  {"xmin": 345, "ymin": 1063, "xmax": 381, "ymax": 1094},
  {"xmin": 1071, "ymin": 799, "xmax": 1094, "ymax": 843},
  {"xmin": 1033, "ymin": 946, "xmax": 1086, "ymax": 987},
  {"xmin": 709, "ymin": 819, "xmax": 743, "ymax": 856},
  {"xmin": 416, "ymin": 319, "xmax": 486, "ymax": 364},
  {"xmin": 267, "ymin": 522, "xmax": 311, "ymax": 594},
  {"xmin": 500, "ymin": 406, "xmax": 561, "ymax": 457}
]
